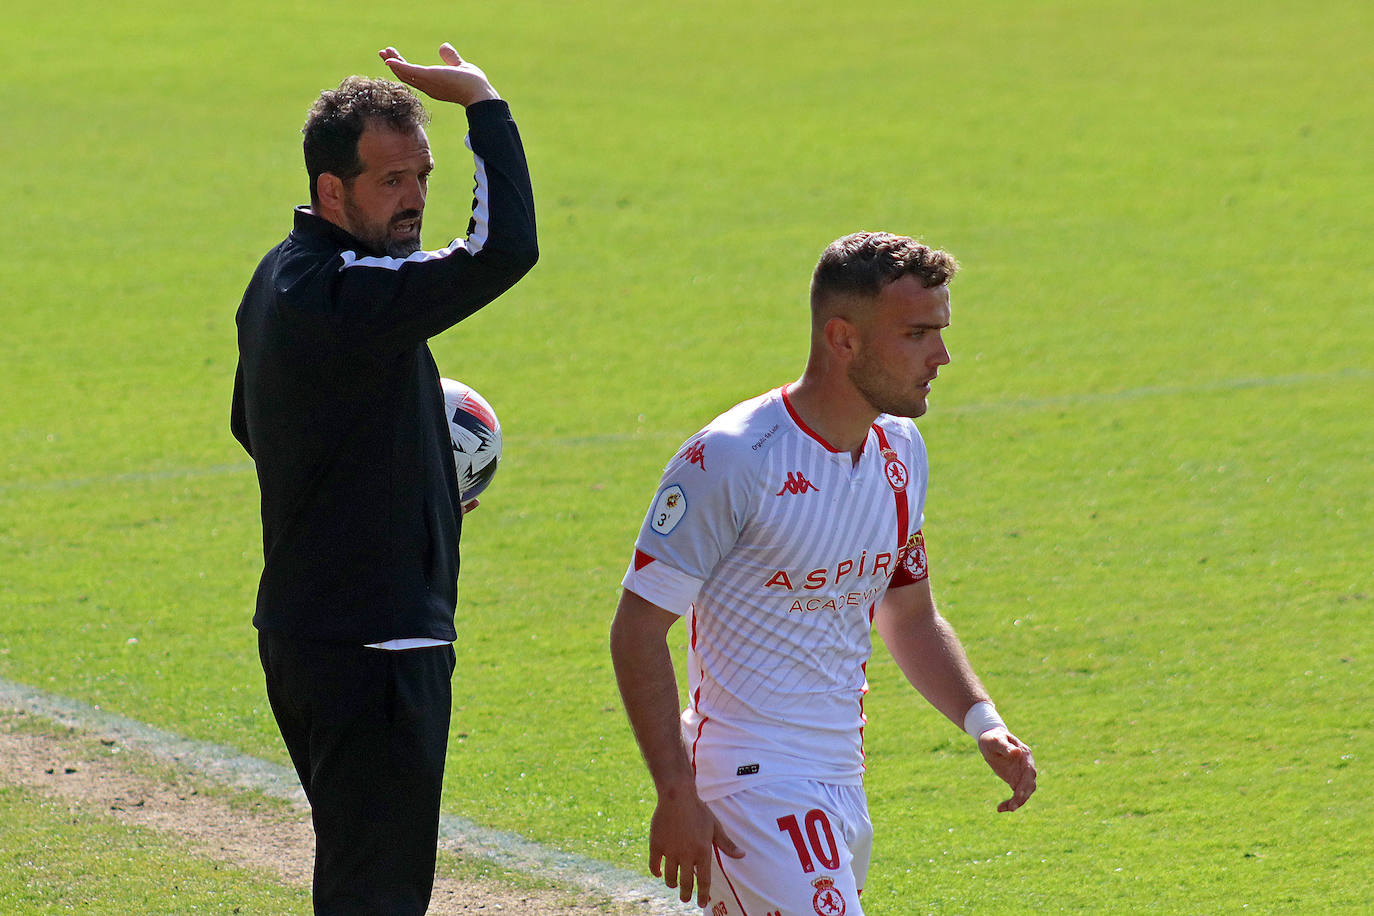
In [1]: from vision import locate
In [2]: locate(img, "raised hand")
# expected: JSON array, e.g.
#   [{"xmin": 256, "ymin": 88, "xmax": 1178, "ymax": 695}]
[{"xmin": 379, "ymin": 43, "xmax": 500, "ymax": 107}]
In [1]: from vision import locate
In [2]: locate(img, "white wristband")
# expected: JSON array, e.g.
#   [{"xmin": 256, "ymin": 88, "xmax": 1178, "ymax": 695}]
[{"xmin": 963, "ymin": 701, "xmax": 1005, "ymax": 739}]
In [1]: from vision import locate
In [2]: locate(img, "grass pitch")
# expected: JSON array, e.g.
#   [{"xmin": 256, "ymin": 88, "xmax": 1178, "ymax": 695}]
[{"xmin": 2, "ymin": 0, "xmax": 1371, "ymax": 911}]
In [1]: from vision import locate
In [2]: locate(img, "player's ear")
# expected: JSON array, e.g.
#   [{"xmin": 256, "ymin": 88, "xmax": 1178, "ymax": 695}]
[{"xmin": 824, "ymin": 315, "xmax": 861, "ymax": 363}]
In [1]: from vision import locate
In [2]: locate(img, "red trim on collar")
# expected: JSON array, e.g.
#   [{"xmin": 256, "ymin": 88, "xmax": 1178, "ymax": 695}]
[{"xmin": 780, "ymin": 385, "xmax": 844, "ymax": 453}]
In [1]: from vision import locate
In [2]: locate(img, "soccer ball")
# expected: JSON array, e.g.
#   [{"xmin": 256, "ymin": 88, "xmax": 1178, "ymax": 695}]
[{"xmin": 440, "ymin": 378, "xmax": 502, "ymax": 502}]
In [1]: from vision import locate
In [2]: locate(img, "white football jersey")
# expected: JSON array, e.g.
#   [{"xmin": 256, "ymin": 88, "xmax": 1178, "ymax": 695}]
[{"xmin": 623, "ymin": 386, "xmax": 930, "ymax": 800}]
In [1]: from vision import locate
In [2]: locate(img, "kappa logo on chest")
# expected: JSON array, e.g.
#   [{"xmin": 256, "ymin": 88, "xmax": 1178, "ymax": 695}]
[{"xmin": 775, "ymin": 470, "xmax": 819, "ymax": 495}]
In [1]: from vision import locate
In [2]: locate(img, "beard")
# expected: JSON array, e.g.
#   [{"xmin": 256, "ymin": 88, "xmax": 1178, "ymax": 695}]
[
  {"xmin": 847, "ymin": 350, "xmax": 930, "ymax": 419},
  {"xmin": 342, "ymin": 193, "xmax": 423, "ymax": 257}
]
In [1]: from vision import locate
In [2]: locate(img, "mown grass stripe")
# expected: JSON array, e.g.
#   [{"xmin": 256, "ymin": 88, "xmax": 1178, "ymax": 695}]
[{"xmin": 4, "ymin": 367, "xmax": 1367, "ymax": 495}]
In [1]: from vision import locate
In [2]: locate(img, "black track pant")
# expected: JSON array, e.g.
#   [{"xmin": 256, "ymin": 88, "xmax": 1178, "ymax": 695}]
[{"xmin": 259, "ymin": 631, "xmax": 455, "ymax": 916}]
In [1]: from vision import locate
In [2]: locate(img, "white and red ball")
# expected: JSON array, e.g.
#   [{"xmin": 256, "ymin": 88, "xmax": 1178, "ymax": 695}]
[{"xmin": 440, "ymin": 378, "xmax": 502, "ymax": 502}]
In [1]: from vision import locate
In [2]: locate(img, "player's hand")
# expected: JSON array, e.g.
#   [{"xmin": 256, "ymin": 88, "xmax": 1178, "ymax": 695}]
[
  {"xmin": 379, "ymin": 43, "xmax": 500, "ymax": 107},
  {"xmin": 978, "ymin": 727, "xmax": 1037, "ymax": 812},
  {"xmin": 648, "ymin": 786, "xmax": 744, "ymax": 906}
]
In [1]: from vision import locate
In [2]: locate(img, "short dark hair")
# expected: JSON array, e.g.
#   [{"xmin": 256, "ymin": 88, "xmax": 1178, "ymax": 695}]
[
  {"xmin": 302, "ymin": 76, "xmax": 431, "ymax": 206},
  {"xmin": 810, "ymin": 232, "xmax": 959, "ymax": 317}
]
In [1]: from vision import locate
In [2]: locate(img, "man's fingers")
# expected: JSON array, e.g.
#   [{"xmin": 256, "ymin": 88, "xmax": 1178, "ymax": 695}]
[
  {"xmin": 377, "ymin": 47, "xmax": 429, "ymax": 84},
  {"xmin": 438, "ymin": 42, "xmax": 462, "ymax": 65},
  {"xmin": 378, "ymin": 54, "xmax": 415, "ymax": 80},
  {"xmin": 670, "ymin": 862, "xmax": 694, "ymax": 903},
  {"xmin": 714, "ymin": 828, "xmax": 746, "ymax": 860},
  {"xmin": 655, "ymin": 857, "xmax": 706, "ymax": 905},
  {"xmin": 996, "ymin": 745, "xmax": 1037, "ymax": 812}
]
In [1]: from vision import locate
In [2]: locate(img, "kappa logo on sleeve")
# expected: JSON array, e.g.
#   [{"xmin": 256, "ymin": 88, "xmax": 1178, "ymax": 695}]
[
  {"xmin": 680, "ymin": 440, "xmax": 707, "ymax": 470},
  {"xmin": 650, "ymin": 485, "xmax": 688, "ymax": 535}
]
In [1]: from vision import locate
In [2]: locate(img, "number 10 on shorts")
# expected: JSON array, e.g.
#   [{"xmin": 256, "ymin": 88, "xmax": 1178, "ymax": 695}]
[{"xmin": 776, "ymin": 809, "xmax": 840, "ymax": 873}]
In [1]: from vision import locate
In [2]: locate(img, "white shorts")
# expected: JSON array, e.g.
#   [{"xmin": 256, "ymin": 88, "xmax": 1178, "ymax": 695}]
[{"xmin": 705, "ymin": 780, "xmax": 872, "ymax": 916}]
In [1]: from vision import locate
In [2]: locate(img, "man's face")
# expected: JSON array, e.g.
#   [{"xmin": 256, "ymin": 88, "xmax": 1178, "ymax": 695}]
[
  {"xmin": 846, "ymin": 275, "xmax": 952, "ymax": 419},
  {"xmin": 339, "ymin": 122, "xmax": 433, "ymax": 257}
]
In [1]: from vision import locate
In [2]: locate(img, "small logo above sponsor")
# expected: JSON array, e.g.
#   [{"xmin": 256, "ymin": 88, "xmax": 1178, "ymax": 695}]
[
  {"xmin": 736, "ymin": 763, "xmax": 760, "ymax": 776},
  {"xmin": 751, "ymin": 423, "xmax": 781, "ymax": 451},
  {"xmin": 650, "ymin": 485, "xmax": 688, "ymax": 535},
  {"xmin": 776, "ymin": 471, "xmax": 819, "ymax": 496},
  {"xmin": 680, "ymin": 440, "xmax": 707, "ymax": 470}
]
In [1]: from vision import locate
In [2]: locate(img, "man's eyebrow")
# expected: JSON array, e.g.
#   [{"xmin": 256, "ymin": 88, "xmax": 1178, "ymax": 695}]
[{"xmin": 381, "ymin": 160, "xmax": 435, "ymax": 178}]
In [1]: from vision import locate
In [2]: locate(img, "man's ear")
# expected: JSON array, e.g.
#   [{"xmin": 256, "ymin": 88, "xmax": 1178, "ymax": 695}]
[
  {"xmin": 823, "ymin": 315, "xmax": 861, "ymax": 365},
  {"xmin": 316, "ymin": 173, "xmax": 345, "ymax": 216}
]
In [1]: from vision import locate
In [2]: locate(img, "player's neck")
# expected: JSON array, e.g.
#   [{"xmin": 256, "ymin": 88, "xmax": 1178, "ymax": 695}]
[{"xmin": 784, "ymin": 376, "xmax": 878, "ymax": 463}]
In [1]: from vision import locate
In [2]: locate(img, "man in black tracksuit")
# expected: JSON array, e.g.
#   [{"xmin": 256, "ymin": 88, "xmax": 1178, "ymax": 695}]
[{"xmin": 230, "ymin": 44, "xmax": 536, "ymax": 914}]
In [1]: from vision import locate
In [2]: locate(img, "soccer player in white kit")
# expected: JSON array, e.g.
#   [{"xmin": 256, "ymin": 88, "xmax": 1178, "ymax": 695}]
[{"xmin": 611, "ymin": 232, "xmax": 1037, "ymax": 914}]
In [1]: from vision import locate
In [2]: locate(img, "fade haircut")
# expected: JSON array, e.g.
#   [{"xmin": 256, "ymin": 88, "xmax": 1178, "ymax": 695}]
[
  {"xmin": 810, "ymin": 231, "xmax": 959, "ymax": 322},
  {"xmin": 302, "ymin": 76, "xmax": 431, "ymax": 206}
]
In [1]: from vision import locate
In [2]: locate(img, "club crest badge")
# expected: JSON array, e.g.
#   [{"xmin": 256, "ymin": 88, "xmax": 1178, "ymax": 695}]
[
  {"xmin": 899, "ymin": 530, "xmax": 928, "ymax": 581},
  {"xmin": 811, "ymin": 876, "xmax": 846, "ymax": 916},
  {"xmin": 881, "ymin": 447, "xmax": 908, "ymax": 492}
]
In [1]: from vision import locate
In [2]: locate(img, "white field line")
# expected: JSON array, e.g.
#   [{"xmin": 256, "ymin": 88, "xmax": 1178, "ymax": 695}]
[
  {"xmin": 0, "ymin": 676, "xmax": 694, "ymax": 915},
  {"xmin": 3, "ymin": 367, "xmax": 1368, "ymax": 496}
]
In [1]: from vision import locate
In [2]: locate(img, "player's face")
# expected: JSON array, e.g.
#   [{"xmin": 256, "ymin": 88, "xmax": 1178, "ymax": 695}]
[
  {"xmin": 847, "ymin": 276, "xmax": 952, "ymax": 418},
  {"xmin": 340, "ymin": 122, "xmax": 433, "ymax": 257}
]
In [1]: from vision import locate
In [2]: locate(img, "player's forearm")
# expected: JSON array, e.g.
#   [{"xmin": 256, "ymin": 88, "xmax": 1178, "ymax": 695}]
[
  {"xmin": 877, "ymin": 600, "xmax": 989, "ymax": 730},
  {"xmin": 610, "ymin": 601, "xmax": 695, "ymax": 791}
]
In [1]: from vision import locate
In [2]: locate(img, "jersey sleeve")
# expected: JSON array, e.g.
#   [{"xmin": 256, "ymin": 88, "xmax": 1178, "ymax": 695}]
[
  {"xmin": 621, "ymin": 427, "xmax": 754, "ymax": 615},
  {"xmin": 888, "ymin": 419, "xmax": 931, "ymax": 589}
]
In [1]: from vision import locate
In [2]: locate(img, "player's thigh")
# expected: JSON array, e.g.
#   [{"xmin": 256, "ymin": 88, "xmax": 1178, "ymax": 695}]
[{"xmin": 706, "ymin": 781, "xmax": 872, "ymax": 916}]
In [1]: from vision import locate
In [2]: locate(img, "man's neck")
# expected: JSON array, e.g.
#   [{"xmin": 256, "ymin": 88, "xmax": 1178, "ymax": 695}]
[{"xmin": 784, "ymin": 374, "xmax": 879, "ymax": 463}]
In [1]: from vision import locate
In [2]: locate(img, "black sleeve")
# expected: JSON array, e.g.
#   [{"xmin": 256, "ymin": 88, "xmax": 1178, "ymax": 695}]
[{"xmin": 230, "ymin": 361, "xmax": 252, "ymax": 457}]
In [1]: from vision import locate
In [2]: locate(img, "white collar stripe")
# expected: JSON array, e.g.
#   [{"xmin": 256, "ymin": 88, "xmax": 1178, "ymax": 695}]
[{"xmin": 337, "ymin": 241, "xmax": 469, "ymax": 272}]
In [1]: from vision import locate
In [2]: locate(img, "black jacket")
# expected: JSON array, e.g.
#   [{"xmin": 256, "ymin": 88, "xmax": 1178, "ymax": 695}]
[{"xmin": 230, "ymin": 99, "xmax": 537, "ymax": 643}]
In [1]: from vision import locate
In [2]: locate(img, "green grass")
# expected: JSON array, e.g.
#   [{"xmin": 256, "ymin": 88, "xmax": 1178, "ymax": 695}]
[
  {"xmin": 2, "ymin": 0, "xmax": 1372, "ymax": 912},
  {"xmin": 0, "ymin": 782, "xmax": 310, "ymax": 914}
]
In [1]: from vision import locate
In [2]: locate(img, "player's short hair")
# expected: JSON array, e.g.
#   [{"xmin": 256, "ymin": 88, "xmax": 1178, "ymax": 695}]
[
  {"xmin": 302, "ymin": 76, "xmax": 431, "ymax": 206},
  {"xmin": 810, "ymin": 232, "xmax": 959, "ymax": 320}
]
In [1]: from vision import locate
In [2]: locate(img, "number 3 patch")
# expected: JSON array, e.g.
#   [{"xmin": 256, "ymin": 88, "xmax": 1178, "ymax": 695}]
[{"xmin": 650, "ymin": 485, "xmax": 687, "ymax": 535}]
